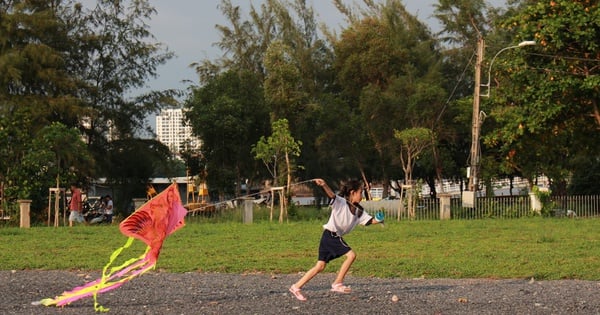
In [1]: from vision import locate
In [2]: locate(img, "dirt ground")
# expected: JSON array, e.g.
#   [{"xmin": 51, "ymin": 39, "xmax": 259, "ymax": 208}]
[{"xmin": 2, "ymin": 270, "xmax": 600, "ymax": 314}]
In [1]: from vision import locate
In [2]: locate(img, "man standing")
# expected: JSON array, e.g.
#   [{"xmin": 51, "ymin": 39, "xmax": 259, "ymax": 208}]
[{"xmin": 68, "ymin": 183, "xmax": 84, "ymax": 227}]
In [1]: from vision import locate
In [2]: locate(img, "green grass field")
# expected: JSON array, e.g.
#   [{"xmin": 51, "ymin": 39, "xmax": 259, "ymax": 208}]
[{"xmin": 1, "ymin": 218, "xmax": 599, "ymax": 280}]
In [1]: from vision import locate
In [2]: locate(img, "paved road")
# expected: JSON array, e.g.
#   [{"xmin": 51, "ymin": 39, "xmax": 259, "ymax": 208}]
[{"xmin": 3, "ymin": 270, "xmax": 600, "ymax": 314}]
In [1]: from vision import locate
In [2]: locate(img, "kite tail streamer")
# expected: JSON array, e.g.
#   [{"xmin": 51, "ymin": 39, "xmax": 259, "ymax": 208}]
[
  {"xmin": 34, "ymin": 182, "xmax": 187, "ymax": 312},
  {"xmin": 35, "ymin": 237, "xmax": 156, "ymax": 312}
]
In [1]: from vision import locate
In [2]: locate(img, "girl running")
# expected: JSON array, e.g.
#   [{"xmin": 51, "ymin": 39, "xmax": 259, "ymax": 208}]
[{"xmin": 289, "ymin": 178, "xmax": 384, "ymax": 301}]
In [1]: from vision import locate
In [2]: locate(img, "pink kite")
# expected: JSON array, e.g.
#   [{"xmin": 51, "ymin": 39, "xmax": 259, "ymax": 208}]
[{"xmin": 34, "ymin": 182, "xmax": 187, "ymax": 312}]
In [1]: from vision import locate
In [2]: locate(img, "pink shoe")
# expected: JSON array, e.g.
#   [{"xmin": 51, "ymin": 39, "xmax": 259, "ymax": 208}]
[
  {"xmin": 289, "ymin": 285, "xmax": 307, "ymax": 301},
  {"xmin": 331, "ymin": 283, "xmax": 351, "ymax": 293}
]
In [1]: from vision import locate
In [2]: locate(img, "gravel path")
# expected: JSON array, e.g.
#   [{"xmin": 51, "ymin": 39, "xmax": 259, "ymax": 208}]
[{"xmin": 2, "ymin": 270, "xmax": 600, "ymax": 314}]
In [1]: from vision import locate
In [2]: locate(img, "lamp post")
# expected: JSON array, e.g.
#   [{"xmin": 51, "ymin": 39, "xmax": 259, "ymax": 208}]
[
  {"xmin": 465, "ymin": 38, "xmax": 535, "ymax": 206},
  {"xmin": 481, "ymin": 40, "xmax": 536, "ymax": 97}
]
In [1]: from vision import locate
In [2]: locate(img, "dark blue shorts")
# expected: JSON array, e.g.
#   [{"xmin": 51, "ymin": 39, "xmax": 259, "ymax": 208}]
[{"xmin": 318, "ymin": 229, "xmax": 351, "ymax": 263}]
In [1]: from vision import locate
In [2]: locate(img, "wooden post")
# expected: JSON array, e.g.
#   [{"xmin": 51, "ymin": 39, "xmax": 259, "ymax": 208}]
[
  {"xmin": 18, "ymin": 199, "xmax": 31, "ymax": 228},
  {"xmin": 48, "ymin": 188, "xmax": 65, "ymax": 227},
  {"xmin": 468, "ymin": 37, "xmax": 485, "ymax": 194},
  {"xmin": 270, "ymin": 187, "xmax": 285, "ymax": 223},
  {"xmin": 243, "ymin": 198, "xmax": 253, "ymax": 224}
]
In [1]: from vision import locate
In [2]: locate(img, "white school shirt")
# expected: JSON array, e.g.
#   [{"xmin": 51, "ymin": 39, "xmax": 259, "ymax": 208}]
[{"xmin": 322, "ymin": 196, "xmax": 372, "ymax": 237}]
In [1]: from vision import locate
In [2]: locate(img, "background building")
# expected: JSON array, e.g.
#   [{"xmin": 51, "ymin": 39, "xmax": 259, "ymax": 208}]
[{"xmin": 155, "ymin": 108, "xmax": 201, "ymax": 156}]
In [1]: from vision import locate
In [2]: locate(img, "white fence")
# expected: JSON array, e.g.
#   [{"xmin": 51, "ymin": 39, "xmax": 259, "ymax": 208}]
[{"xmin": 362, "ymin": 195, "xmax": 600, "ymax": 220}]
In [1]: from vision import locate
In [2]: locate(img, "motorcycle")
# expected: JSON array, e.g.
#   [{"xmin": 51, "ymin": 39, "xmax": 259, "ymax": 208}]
[{"xmin": 82, "ymin": 198, "xmax": 111, "ymax": 224}]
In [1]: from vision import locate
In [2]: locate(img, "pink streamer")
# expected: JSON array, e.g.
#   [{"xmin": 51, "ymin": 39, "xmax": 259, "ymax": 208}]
[{"xmin": 35, "ymin": 183, "xmax": 187, "ymax": 312}]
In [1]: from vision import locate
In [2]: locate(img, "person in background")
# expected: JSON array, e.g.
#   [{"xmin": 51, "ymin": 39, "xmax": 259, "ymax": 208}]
[
  {"xmin": 289, "ymin": 178, "xmax": 384, "ymax": 301},
  {"xmin": 103, "ymin": 195, "xmax": 114, "ymax": 223},
  {"xmin": 68, "ymin": 183, "xmax": 84, "ymax": 227},
  {"xmin": 146, "ymin": 184, "xmax": 157, "ymax": 200}
]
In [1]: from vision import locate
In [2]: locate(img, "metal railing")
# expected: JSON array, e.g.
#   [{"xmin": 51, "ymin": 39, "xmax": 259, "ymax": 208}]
[
  {"xmin": 3, "ymin": 194, "xmax": 599, "ymax": 226},
  {"xmin": 550, "ymin": 195, "xmax": 600, "ymax": 218},
  {"xmin": 362, "ymin": 195, "xmax": 600, "ymax": 220}
]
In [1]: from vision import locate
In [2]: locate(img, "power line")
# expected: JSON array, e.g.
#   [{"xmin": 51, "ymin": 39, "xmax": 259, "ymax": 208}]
[
  {"xmin": 527, "ymin": 52, "xmax": 600, "ymax": 63},
  {"xmin": 435, "ymin": 49, "xmax": 477, "ymax": 124},
  {"xmin": 524, "ymin": 66, "xmax": 591, "ymax": 76}
]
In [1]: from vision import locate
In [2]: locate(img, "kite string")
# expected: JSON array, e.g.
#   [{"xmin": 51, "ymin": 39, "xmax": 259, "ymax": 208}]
[{"xmin": 191, "ymin": 178, "xmax": 319, "ymax": 211}]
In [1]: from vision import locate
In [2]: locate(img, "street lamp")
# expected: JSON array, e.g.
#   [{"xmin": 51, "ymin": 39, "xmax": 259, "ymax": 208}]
[
  {"xmin": 463, "ymin": 38, "xmax": 535, "ymax": 208},
  {"xmin": 481, "ymin": 40, "xmax": 537, "ymax": 97}
]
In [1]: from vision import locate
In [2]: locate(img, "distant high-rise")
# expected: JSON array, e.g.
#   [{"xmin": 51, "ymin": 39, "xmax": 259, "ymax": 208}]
[{"xmin": 155, "ymin": 108, "xmax": 201, "ymax": 155}]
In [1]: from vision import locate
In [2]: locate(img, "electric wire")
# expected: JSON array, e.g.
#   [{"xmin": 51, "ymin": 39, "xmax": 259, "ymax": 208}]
[{"xmin": 435, "ymin": 49, "xmax": 478, "ymax": 124}]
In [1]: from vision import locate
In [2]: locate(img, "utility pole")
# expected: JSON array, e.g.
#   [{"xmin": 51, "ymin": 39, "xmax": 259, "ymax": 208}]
[
  {"xmin": 468, "ymin": 37, "xmax": 485, "ymax": 193},
  {"xmin": 463, "ymin": 38, "xmax": 534, "ymax": 208}
]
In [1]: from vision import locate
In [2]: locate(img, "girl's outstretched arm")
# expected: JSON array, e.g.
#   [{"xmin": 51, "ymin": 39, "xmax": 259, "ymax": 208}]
[{"xmin": 314, "ymin": 178, "xmax": 335, "ymax": 199}]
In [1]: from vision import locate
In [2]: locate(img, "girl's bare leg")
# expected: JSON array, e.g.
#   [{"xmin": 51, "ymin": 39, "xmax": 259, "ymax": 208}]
[
  {"xmin": 294, "ymin": 260, "xmax": 326, "ymax": 289},
  {"xmin": 333, "ymin": 250, "xmax": 356, "ymax": 285}
]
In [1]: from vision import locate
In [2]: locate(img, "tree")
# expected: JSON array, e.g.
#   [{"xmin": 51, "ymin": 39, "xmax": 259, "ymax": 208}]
[
  {"xmin": 314, "ymin": 93, "xmax": 379, "ymax": 195},
  {"xmin": 193, "ymin": 0, "xmax": 272, "ymax": 83},
  {"xmin": 332, "ymin": 0, "xmax": 446, "ymax": 195},
  {"xmin": 0, "ymin": 0, "xmax": 175, "ymax": 144},
  {"xmin": 0, "ymin": 0, "xmax": 90, "ymax": 216},
  {"xmin": 568, "ymin": 155, "xmax": 600, "ymax": 195},
  {"xmin": 191, "ymin": 0, "xmax": 335, "ymax": 187},
  {"xmin": 252, "ymin": 118, "xmax": 301, "ymax": 222},
  {"xmin": 432, "ymin": 0, "xmax": 509, "ymax": 194},
  {"xmin": 395, "ymin": 128, "xmax": 434, "ymax": 186},
  {"xmin": 0, "ymin": 0, "xmax": 84, "ymax": 137},
  {"xmin": 485, "ymin": 0, "xmax": 600, "ymax": 193},
  {"xmin": 394, "ymin": 127, "xmax": 433, "ymax": 218},
  {"xmin": 75, "ymin": 0, "xmax": 177, "ymax": 157},
  {"xmin": 434, "ymin": 0, "xmax": 491, "ymax": 46},
  {"xmin": 185, "ymin": 70, "xmax": 269, "ymax": 200},
  {"xmin": 102, "ymin": 138, "xmax": 176, "ymax": 214},
  {"xmin": 18, "ymin": 122, "xmax": 94, "ymax": 218},
  {"xmin": 263, "ymin": 41, "xmax": 304, "ymax": 123},
  {"xmin": 253, "ymin": 118, "xmax": 302, "ymax": 187},
  {"xmin": 0, "ymin": 0, "xmax": 177, "ymax": 216}
]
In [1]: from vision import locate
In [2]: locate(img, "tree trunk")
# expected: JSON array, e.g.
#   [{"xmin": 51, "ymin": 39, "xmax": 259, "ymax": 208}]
[{"xmin": 359, "ymin": 167, "xmax": 372, "ymax": 200}]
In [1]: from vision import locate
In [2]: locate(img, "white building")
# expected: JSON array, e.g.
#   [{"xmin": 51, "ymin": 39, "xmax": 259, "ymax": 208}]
[{"xmin": 155, "ymin": 108, "xmax": 201, "ymax": 155}]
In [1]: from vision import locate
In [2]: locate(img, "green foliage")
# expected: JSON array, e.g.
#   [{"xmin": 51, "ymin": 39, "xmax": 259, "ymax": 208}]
[
  {"xmin": 263, "ymin": 41, "xmax": 304, "ymax": 122},
  {"xmin": 485, "ymin": 0, "xmax": 600, "ymax": 187},
  {"xmin": 0, "ymin": 1, "xmax": 86, "ymax": 201},
  {"xmin": 434, "ymin": 0, "xmax": 491, "ymax": 45},
  {"xmin": 2, "ymin": 0, "xmax": 599, "ymax": 233},
  {"xmin": 568, "ymin": 156, "xmax": 600, "ymax": 194},
  {"xmin": 102, "ymin": 138, "xmax": 176, "ymax": 215},
  {"xmin": 8, "ymin": 122, "xmax": 94, "ymax": 217},
  {"xmin": 532, "ymin": 186, "xmax": 556, "ymax": 217},
  {"xmin": 185, "ymin": 70, "xmax": 270, "ymax": 197},
  {"xmin": 252, "ymin": 118, "xmax": 302, "ymax": 187},
  {"xmin": 77, "ymin": 0, "xmax": 177, "ymax": 140},
  {"xmin": 332, "ymin": 0, "xmax": 446, "ymax": 187},
  {"xmin": 0, "ymin": 0, "xmax": 176, "ymax": 219},
  {"xmin": 194, "ymin": 0, "xmax": 336, "ymax": 187},
  {"xmin": 394, "ymin": 127, "xmax": 434, "ymax": 184}
]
